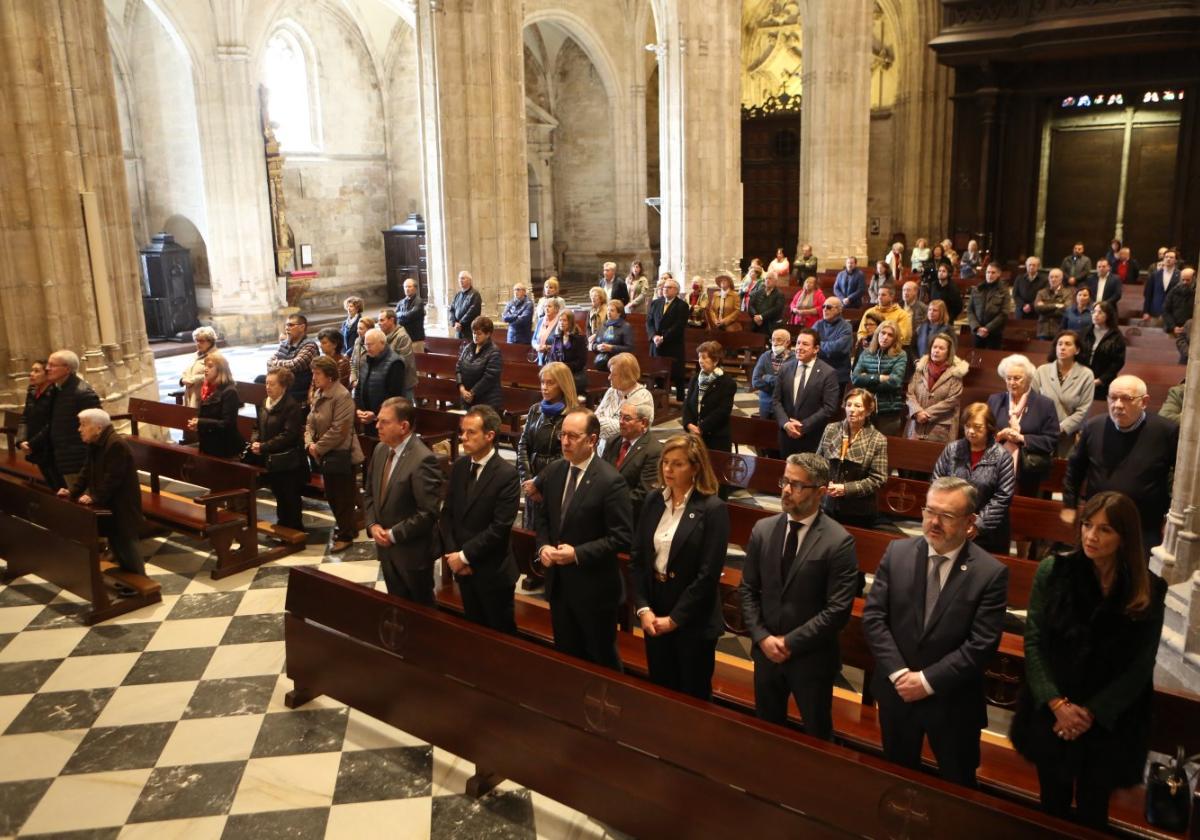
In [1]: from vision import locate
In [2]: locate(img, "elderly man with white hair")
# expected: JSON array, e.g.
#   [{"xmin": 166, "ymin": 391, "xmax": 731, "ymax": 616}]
[
  {"xmin": 355, "ymin": 328, "xmax": 406, "ymax": 436},
  {"xmin": 599, "ymin": 261, "xmax": 629, "ymax": 305},
  {"xmin": 29, "ymin": 349, "xmax": 101, "ymax": 490},
  {"xmin": 1062, "ymin": 374, "xmax": 1180, "ymax": 551},
  {"xmin": 57, "ymin": 409, "xmax": 145, "ymax": 585},
  {"xmin": 985, "ymin": 354, "xmax": 1061, "ymax": 498},
  {"xmin": 449, "ymin": 270, "xmax": 483, "ymax": 340}
]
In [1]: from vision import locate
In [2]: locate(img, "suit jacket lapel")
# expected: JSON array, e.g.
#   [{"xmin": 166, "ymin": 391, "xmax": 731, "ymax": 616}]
[
  {"xmin": 922, "ymin": 543, "xmax": 971, "ymax": 640},
  {"xmin": 764, "ymin": 514, "xmax": 788, "ymax": 592},
  {"xmin": 666, "ymin": 493, "xmax": 704, "ymax": 570},
  {"xmin": 620, "ymin": 437, "xmax": 646, "ymax": 476},
  {"xmin": 912, "ymin": 539, "xmax": 931, "ymax": 640},
  {"xmin": 380, "ymin": 443, "xmax": 409, "ymax": 506}
]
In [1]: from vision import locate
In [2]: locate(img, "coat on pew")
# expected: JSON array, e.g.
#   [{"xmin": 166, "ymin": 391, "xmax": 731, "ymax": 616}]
[
  {"xmin": 196, "ymin": 383, "xmax": 245, "ymax": 458},
  {"xmin": 1010, "ymin": 551, "xmax": 1167, "ymax": 796}
]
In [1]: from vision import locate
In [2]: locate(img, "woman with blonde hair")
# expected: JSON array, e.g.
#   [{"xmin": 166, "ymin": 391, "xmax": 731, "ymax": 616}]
[
  {"xmin": 187, "ymin": 350, "xmax": 244, "ymax": 458},
  {"xmin": 594, "ymin": 352, "xmax": 654, "ymax": 445},
  {"xmin": 535, "ymin": 276, "xmax": 565, "ymax": 322},
  {"xmin": 517, "ymin": 361, "xmax": 578, "ymax": 546},
  {"xmin": 851, "ymin": 320, "xmax": 908, "ymax": 435},
  {"xmin": 686, "ymin": 276, "xmax": 710, "ymax": 328},
  {"xmin": 629, "ymin": 433, "xmax": 728, "ymax": 699},
  {"xmin": 587, "ymin": 286, "xmax": 609, "ymax": 344},
  {"xmin": 788, "ymin": 274, "xmax": 825, "ymax": 328},
  {"xmin": 306, "ymin": 355, "xmax": 363, "ymax": 552},
  {"xmin": 905, "ymin": 332, "xmax": 968, "ymax": 443}
]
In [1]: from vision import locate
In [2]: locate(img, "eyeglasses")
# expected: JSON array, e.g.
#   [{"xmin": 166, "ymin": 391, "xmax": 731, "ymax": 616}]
[
  {"xmin": 1107, "ymin": 392, "xmax": 1143, "ymax": 403},
  {"xmin": 922, "ymin": 506, "xmax": 966, "ymax": 523},
  {"xmin": 822, "ymin": 304, "xmax": 837, "ymax": 310},
  {"xmin": 779, "ymin": 479, "xmax": 822, "ymax": 492},
  {"xmin": 560, "ymin": 431, "xmax": 588, "ymax": 442}
]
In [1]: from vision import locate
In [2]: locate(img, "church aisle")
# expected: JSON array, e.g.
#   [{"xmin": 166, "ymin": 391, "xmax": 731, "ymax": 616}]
[{"xmin": 0, "ymin": 519, "xmax": 629, "ymax": 839}]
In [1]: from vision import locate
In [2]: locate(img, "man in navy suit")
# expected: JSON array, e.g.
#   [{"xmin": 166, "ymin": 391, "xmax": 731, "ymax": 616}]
[
  {"xmin": 739, "ymin": 453, "xmax": 858, "ymax": 738},
  {"xmin": 862, "ymin": 477, "xmax": 1009, "ymax": 787},
  {"xmin": 648, "ymin": 277, "xmax": 688, "ymax": 402},
  {"xmin": 435, "ymin": 406, "xmax": 521, "ymax": 633},
  {"xmin": 1143, "ymin": 249, "xmax": 1179, "ymax": 327},
  {"xmin": 534, "ymin": 407, "xmax": 633, "ymax": 670},
  {"xmin": 771, "ymin": 329, "xmax": 840, "ymax": 456}
]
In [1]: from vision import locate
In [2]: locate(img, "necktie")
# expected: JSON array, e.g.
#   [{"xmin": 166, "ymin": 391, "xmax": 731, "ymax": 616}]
[
  {"xmin": 560, "ymin": 465, "xmax": 581, "ymax": 526},
  {"xmin": 616, "ymin": 440, "xmax": 632, "ymax": 468},
  {"xmin": 469, "ymin": 461, "xmax": 481, "ymax": 486},
  {"xmin": 793, "ymin": 363, "xmax": 808, "ymax": 404},
  {"xmin": 781, "ymin": 520, "xmax": 802, "ymax": 581},
  {"xmin": 379, "ymin": 448, "xmax": 396, "ymax": 504},
  {"xmin": 924, "ymin": 555, "xmax": 950, "ymax": 628}
]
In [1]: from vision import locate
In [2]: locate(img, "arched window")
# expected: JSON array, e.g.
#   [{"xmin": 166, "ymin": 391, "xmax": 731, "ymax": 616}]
[{"xmin": 262, "ymin": 26, "xmax": 320, "ymax": 152}]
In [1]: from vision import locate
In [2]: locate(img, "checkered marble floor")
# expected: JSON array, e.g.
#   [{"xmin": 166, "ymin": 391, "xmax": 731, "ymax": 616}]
[{"xmin": 0, "ymin": 493, "xmax": 632, "ymax": 839}]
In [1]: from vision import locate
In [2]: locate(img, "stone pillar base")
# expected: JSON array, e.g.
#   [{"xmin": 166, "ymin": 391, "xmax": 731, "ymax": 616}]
[{"xmin": 210, "ymin": 311, "xmax": 282, "ymax": 346}]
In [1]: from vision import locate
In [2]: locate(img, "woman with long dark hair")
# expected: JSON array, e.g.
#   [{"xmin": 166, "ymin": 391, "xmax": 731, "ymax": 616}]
[{"xmin": 1010, "ymin": 491, "xmax": 1166, "ymax": 830}]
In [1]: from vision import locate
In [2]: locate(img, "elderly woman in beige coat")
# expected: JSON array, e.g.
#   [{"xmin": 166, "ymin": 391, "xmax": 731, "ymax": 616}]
[
  {"xmin": 904, "ymin": 332, "xmax": 969, "ymax": 442},
  {"xmin": 305, "ymin": 356, "xmax": 363, "ymax": 552}
]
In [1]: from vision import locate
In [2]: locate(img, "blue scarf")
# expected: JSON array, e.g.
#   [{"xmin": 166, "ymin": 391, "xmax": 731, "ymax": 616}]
[{"xmin": 540, "ymin": 400, "xmax": 566, "ymax": 416}]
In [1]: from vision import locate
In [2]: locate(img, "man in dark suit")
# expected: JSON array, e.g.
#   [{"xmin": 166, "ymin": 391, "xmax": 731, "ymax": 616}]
[
  {"xmin": 601, "ymin": 400, "xmax": 662, "ymax": 526},
  {"xmin": 862, "ymin": 477, "xmax": 1009, "ymax": 787},
  {"xmin": 436, "ymin": 406, "xmax": 520, "ymax": 633},
  {"xmin": 395, "ymin": 277, "xmax": 426, "ymax": 353},
  {"xmin": 364, "ymin": 397, "xmax": 444, "ymax": 604},
  {"xmin": 648, "ymin": 276, "xmax": 688, "ymax": 402},
  {"xmin": 35, "ymin": 349, "xmax": 101, "ymax": 490},
  {"xmin": 771, "ymin": 328, "xmax": 840, "ymax": 456},
  {"xmin": 534, "ymin": 407, "xmax": 633, "ymax": 670},
  {"xmin": 58, "ymin": 409, "xmax": 145, "ymax": 588},
  {"xmin": 1087, "ymin": 258, "xmax": 1122, "ymax": 306},
  {"xmin": 1143, "ymin": 249, "xmax": 1179, "ymax": 327},
  {"xmin": 449, "ymin": 270, "xmax": 483, "ymax": 340},
  {"xmin": 600, "ymin": 261, "xmax": 629, "ymax": 305},
  {"xmin": 738, "ymin": 453, "xmax": 858, "ymax": 738}
]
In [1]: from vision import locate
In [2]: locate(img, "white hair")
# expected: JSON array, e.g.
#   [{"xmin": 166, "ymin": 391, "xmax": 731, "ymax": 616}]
[
  {"xmin": 364, "ymin": 328, "xmax": 386, "ymax": 344},
  {"xmin": 997, "ymin": 354, "xmax": 1037, "ymax": 382},
  {"xmin": 77, "ymin": 408, "xmax": 111, "ymax": 429},
  {"xmin": 603, "ymin": 261, "xmax": 617, "ymax": 271},
  {"xmin": 192, "ymin": 326, "xmax": 217, "ymax": 343},
  {"xmin": 622, "ymin": 400, "xmax": 653, "ymax": 423},
  {"xmin": 50, "ymin": 349, "xmax": 80, "ymax": 373}
]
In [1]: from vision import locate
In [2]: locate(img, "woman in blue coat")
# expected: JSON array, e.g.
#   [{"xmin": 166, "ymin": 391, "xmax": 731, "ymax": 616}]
[
  {"xmin": 501, "ymin": 282, "xmax": 534, "ymax": 344},
  {"xmin": 986, "ymin": 354, "xmax": 1060, "ymax": 499},
  {"xmin": 851, "ymin": 321, "xmax": 908, "ymax": 436}
]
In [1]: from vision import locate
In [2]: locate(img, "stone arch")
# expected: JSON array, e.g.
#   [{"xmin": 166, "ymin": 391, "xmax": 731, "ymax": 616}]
[
  {"xmin": 161, "ymin": 215, "xmax": 212, "ymax": 309},
  {"xmin": 523, "ymin": 10, "xmax": 620, "ymax": 104}
]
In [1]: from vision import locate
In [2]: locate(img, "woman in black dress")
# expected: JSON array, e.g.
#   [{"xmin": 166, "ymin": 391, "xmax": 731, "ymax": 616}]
[
  {"xmin": 251, "ymin": 368, "xmax": 308, "ymax": 531},
  {"xmin": 456, "ymin": 317, "xmax": 503, "ymax": 411},
  {"xmin": 187, "ymin": 351, "xmax": 245, "ymax": 458},
  {"xmin": 681, "ymin": 341, "xmax": 737, "ymax": 453}
]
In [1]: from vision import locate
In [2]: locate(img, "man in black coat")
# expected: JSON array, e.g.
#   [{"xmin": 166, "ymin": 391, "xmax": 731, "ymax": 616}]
[
  {"xmin": 862, "ymin": 477, "xmax": 1009, "ymax": 787},
  {"xmin": 1062, "ymin": 374, "xmax": 1179, "ymax": 552},
  {"xmin": 59, "ymin": 409, "xmax": 145, "ymax": 581},
  {"xmin": 395, "ymin": 277, "xmax": 426, "ymax": 352},
  {"xmin": 354, "ymin": 328, "xmax": 406, "ymax": 436},
  {"xmin": 601, "ymin": 400, "xmax": 662, "ymax": 527},
  {"xmin": 34, "ymin": 350, "xmax": 101, "ymax": 490},
  {"xmin": 534, "ymin": 407, "xmax": 633, "ymax": 670},
  {"xmin": 648, "ymin": 276, "xmax": 688, "ymax": 402},
  {"xmin": 739, "ymin": 453, "xmax": 858, "ymax": 738},
  {"xmin": 1011, "ymin": 256, "xmax": 1046, "ymax": 320},
  {"xmin": 771, "ymin": 329, "xmax": 840, "ymax": 456},
  {"xmin": 449, "ymin": 270, "xmax": 483, "ymax": 341},
  {"xmin": 599, "ymin": 261, "xmax": 629, "ymax": 305},
  {"xmin": 436, "ymin": 406, "xmax": 520, "ymax": 633}
]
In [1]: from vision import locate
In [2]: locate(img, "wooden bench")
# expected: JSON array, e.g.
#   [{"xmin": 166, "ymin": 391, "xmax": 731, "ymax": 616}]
[
  {"xmin": 0, "ymin": 472, "xmax": 161, "ymax": 623},
  {"xmin": 286, "ymin": 565, "xmax": 1096, "ymax": 839}
]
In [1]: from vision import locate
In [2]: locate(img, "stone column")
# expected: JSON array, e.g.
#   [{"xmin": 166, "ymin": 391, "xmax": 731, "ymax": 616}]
[
  {"xmin": 192, "ymin": 23, "xmax": 281, "ymax": 344},
  {"xmin": 655, "ymin": 1, "xmax": 742, "ymax": 280},
  {"xmin": 797, "ymin": 0, "xmax": 873, "ymax": 263},
  {"xmin": 891, "ymin": 0, "xmax": 954, "ymax": 244},
  {"xmin": 414, "ymin": 0, "xmax": 530, "ymax": 328},
  {"xmin": 612, "ymin": 81, "xmax": 652, "ymax": 266},
  {"xmin": 0, "ymin": 0, "xmax": 157, "ymax": 411}
]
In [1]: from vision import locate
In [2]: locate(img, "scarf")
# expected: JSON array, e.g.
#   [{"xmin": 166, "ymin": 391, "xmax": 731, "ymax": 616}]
[
  {"xmin": 697, "ymin": 367, "xmax": 724, "ymax": 400},
  {"xmin": 540, "ymin": 400, "xmax": 565, "ymax": 417},
  {"xmin": 839, "ymin": 421, "xmax": 863, "ymax": 462},
  {"xmin": 200, "ymin": 380, "xmax": 216, "ymax": 402},
  {"xmin": 264, "ymin": 395, "xmax": 278, "ymax": 411},
  {"xmin": 1003, "ymin": 389, "xmax": 1030, "ymax": 472},
  {"xmin": 926, "ymin": 359, "xmax": 948, "ymax": 390}
]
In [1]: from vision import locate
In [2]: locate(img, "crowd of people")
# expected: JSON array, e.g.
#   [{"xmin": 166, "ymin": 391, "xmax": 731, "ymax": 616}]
[{"xmin": 11, "ymin": 235, "xmax": 1191, "ymax": 832}]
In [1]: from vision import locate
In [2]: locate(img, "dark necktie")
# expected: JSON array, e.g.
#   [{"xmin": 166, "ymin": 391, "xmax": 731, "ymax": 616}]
[
  {"xmin": 469, "ymin": 461, "xmax": 481, "ymax": 487},
  {"xmin": 781, "ymin": 520, "xmax": 802, "ymax": 580},
  {"xmin": 560, "ymin": 465, "xmax": 581, "ymax": 526},
  {"xmin": 616, "ymin": 440, "xmax": 632, "ymax": 468},
  {"xmin": 379, "ymin": 448, "xmax": 396, "ymax": 504},
  {"xmin": 924, "ymin": 555, "xmax": 950, "ymax": 628}
]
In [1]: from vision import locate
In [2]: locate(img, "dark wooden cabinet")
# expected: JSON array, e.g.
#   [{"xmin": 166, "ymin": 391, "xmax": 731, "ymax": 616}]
[
  {"xmin": 140, "ymin": 232, "xmax": 199, "ymax": 341},
  {"xmin": 382, "ymin": 214, "xmax": 428, "ymax": 304}
]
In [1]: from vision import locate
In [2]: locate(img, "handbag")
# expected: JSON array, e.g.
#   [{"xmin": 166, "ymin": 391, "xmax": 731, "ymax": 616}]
[
  {"xmin": 265, "ymin": 446, "xmax": 306, "ymax": 474},
  {"xmin": 318, "ymin": 447, "xmax": 354, "ymax": 476},
  {"xmin": 1019, "ymin": 448, "xmax": 1051, "ymax": 476},
  {"xmin": 1145, "ymin": 746, "xmax": 1198, "ymax": 832}
]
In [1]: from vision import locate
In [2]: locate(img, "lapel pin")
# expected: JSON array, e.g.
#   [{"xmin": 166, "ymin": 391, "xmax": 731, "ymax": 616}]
[
  {"xmin": 688, "ymin": 512, "xmax": 695, "ymax": 519},
  {"xmin": 959, "ymin": 564, "xmax": 967, "ymax": 571}
]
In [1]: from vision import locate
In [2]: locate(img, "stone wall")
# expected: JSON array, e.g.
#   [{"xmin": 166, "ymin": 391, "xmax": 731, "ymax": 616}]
[
  {"xmin": 269, "ymin": 4, "xmax": 391, "ymax": 312},
  {"xmin": 553, "ymin": 38, "xmax": 617, "ymax": 284},
  {"xmin": 867, "ymin": 110, "xmax": 896, "ymax": 260}
]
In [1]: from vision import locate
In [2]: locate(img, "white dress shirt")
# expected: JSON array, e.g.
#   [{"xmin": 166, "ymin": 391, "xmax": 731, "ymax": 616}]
[
  {"xmin": 652, "ymin": 486, "xmax": 693, "ymax": 574},
  {"xmin": 888, "ymin": 539, "xmax": 967, "ymax": 695},
  {"xmin": 458, "ymin": 445, "xmax": 496, "ymax": 566}
]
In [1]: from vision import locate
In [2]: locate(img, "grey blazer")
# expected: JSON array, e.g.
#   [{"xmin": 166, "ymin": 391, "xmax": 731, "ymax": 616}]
[
  {"xmin": 363, "ymin": 435, "xmax": 444, "ymax": 571},
  {"xmin": 1033, "ymin": 361, "xmax": 1095, "ymax": 439}
]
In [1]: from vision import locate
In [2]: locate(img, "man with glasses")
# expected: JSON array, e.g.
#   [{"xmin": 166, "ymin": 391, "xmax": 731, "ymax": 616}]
[
  {"xmin": 534, "ymin": 407, "xmax": 632, "ymax": 670},
  {"xmin": 738, "ymin": 453, "xmax": 857, "ymax": 738},
  {"xmin": 600, "ymin": 400, "xmax": 662, "ymax": 527},
  {"xmin": 1062, "ymin": 374, "xmax": 1179, "ymax": 552},
  {"xmin": 812, "ymin": 297, "xmax": 852, "ymax": 393},
  {"xmin": 265, "ymin": 314, "xmax": 319, "ymax": 402},
  {"xmin": 863, "ymin": 477, "xmax": 1008, "ymax": 788}
]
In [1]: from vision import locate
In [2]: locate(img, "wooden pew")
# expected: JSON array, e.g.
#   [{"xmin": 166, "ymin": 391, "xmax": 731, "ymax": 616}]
[
  {"xmin": 0, "ymin": 472, "xmax": 161, "ymax": 623},
  {"xmin": 125, "ymin": 437, "xmax": 277, "ymax": 579},
  {"xmin": 285, "ymin": 566, "xmax": 1092, "ymax": 840},
  {"xmin": 417, "ymin": 349, "xmax": 610, "ymax": 402}
]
